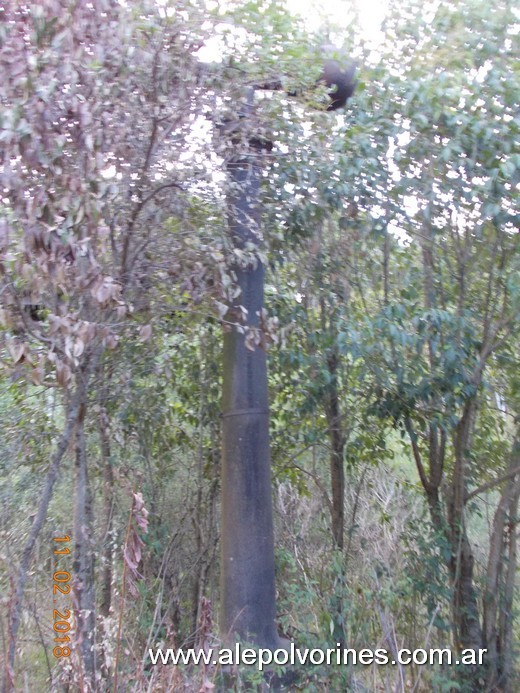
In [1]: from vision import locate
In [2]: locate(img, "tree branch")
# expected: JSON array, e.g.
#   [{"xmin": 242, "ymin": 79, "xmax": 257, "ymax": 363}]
[
  {"xmin": 404, "ymin": 416, "xmax": 432, "ymax": 493},
  {"xmin": 466, "ymin": 465, "xmax": 520, "ymax": 504}
]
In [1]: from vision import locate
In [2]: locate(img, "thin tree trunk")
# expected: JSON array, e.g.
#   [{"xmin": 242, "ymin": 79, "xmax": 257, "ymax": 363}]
[
  {"xmin": 98, "ymin": 406, "xmax": 115, "ymax": 686},
  {"xmin": 383, "ymin": 226, "xmax": 390, "ymax": 306},
  {"xmin": 99, "ymin": 409, "xmax": 114, "ymax": 620},
  {"xmin": 5, "ymin": 363, "xmax": 93, "ymax": 691},
  {"xmin": 450, "ymin": 402, "xmax": 483, "ymax": 649},
  {"xmin": 325, "ymin": 348, "xmax": 345, "ymax": 550},
  {"xmin": 191, "ymin": 371, "xmax": 207, "ymax": 642},
  {"xmin": 484, "ymin": 437, "xmax": 520, "ymax": 691},
  {"xmin": 73, "ymin": 402, "xmax": 97, "ymax": 687},
  {"xmin": 190, "ymin": 332, "xmax": 220, "ymax": 642},
  {"xmin": 448, "ymin": 527, "xmax": 482, "ymax": 650},
  {"xmin": 500, "ymin": 482, "xmax": 519, "ymax": 693},
  {"xmin": 415, "ymin": 218, "xmax": 484, "ymax": 684}
]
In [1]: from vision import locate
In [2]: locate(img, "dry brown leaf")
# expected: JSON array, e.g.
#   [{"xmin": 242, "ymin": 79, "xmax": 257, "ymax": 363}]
[
  {"xmin": 8, "ymin": 340, "xmax": 25, "ymax": 364},
  {"xmin": 138, "ymin": 324, "xmax": 152, "ymax": 342}
]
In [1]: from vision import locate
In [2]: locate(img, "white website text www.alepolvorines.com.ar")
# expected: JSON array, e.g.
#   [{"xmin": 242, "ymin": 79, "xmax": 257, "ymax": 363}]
[{"xmin": 148, "ymin": 643, "xmax": 488, "ymax": 672}]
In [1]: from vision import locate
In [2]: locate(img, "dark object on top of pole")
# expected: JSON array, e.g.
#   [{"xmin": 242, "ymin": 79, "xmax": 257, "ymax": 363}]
[{"xmin": 253, "ymin": 46, "xmax": 357, "ymax": 111}]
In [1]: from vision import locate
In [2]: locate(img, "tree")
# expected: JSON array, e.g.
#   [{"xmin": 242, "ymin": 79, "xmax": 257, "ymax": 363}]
[
  {"xmin": 1, "ymin": 0, "xmax": 217, "ymax": 686},
  {"xmin": 1, "ymin": 0, "xmax": 518, "ymax": 690},
  {"xmin": 354, "ymin": 1, "xmax": 519, "ymax": 686}
]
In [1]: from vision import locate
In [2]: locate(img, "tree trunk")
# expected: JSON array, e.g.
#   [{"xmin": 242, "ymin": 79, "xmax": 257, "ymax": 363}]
[
  {"xmin": 73, "ymin": 402, "xmax": 97, "ymax": 687},
  {"xmin": 5, "ymin": 361, "xmax": 94, "ymax": 691},
  {"xmin": 449, "ymin": 402, "xmax": 483, "ymax": 651},
  {"xmin": 99, "ymin": 409, "xmax": 114, "ymax": 620},
  {"xmin": 484, "ymin": 437, "xmax": 520, "ymax": 691},
  {"xmin": 98, "ymin": 407, "xmax": 115, "ymax": 685},
  {"xmin": 220, "ymin": 138, "xmax": 279, "ymax": 649},
  {"xmin": 446, "ymin": 401, "xmax": 484, "ymax": 691},
  {"xmin": 499, "ymin": 483, "xmax": 519, "ymax": 693},
  {"xmin": 325, "ymin": 348, "xmax": 345, "ymax": 550},
  {"xmin": 448, "ymin": 528, "xmax": 483, "ymax": 651}
]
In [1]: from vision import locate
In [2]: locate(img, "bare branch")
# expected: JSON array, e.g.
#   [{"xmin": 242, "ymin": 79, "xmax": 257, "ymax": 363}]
[{"xmin": 466, "ymin": 466, "xmax": 520, "ymax": 504}]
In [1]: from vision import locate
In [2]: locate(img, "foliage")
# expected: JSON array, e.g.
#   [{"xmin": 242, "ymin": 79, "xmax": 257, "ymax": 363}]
[{"xmin": 0, "ymin": 0, "xmax": 518, "ymax": 690}]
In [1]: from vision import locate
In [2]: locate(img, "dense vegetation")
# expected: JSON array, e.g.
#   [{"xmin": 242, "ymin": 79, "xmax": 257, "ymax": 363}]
[{"xmin": 0, "ymin": 0, "xmax": 518, "ymax": 691}]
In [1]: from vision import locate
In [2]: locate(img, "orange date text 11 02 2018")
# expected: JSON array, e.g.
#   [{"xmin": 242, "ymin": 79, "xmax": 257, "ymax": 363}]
[{"xmin": 52, "ymin": 534, "xmax": 73, "ymax": 658}]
